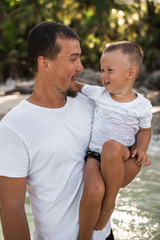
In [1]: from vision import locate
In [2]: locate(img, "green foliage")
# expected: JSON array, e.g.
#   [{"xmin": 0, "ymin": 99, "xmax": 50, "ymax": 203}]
[
  {"xmin": 139, "ymin": 0, "xmax": 160, "ymax": 71},
  {"xmin": 0, "ymin": 0, "xmax": 160, "ymax": 82}
]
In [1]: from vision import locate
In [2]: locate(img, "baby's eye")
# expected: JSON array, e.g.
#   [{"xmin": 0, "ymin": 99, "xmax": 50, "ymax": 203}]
[
  {"xmin": 108, "ymin": 68, "xmax": 113, "ymax": 72},
  {"xmin": 101, "ymin": 69, "xmax": 104, "ymax": 72}
]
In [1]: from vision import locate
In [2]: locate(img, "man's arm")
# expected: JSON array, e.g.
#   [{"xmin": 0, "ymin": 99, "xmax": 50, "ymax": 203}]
[{"xmin": 0, "ymin": 176, "xmax": 31, "ymax": 240}]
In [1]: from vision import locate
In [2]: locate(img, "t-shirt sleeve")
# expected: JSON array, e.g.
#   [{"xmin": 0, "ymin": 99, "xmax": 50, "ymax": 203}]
[
  {"xmin": 0, "ymin": 123, "xmax": 29, "ymax": 177},
  {"xmin": 81, "ymin": 85, "xmax": 103, "ymax": 100},
  {"xmin": 138, "ymin": 99, "xmax": 152, "ymax": 128}
]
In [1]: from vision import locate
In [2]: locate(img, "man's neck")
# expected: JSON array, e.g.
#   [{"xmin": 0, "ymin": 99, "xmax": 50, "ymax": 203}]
[{"xmin": 27, "ymin": 86, "xmax": 67, "ymax": 109}]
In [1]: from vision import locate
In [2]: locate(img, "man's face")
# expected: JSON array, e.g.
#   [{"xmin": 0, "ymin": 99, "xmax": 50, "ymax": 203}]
[{"xmin": 48, "ymin": 38, "xmax": 84, "ymax": 97}]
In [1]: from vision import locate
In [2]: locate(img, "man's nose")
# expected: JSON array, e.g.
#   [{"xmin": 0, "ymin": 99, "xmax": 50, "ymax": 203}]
[{"xmin": 77, "ymin": 59, "xmax": 84, "ymax": 72}]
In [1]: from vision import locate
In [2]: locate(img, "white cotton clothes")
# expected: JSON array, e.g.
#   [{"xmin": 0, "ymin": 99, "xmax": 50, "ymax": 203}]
[
  {"xmin": 0, "ymin": 93, "xmax": 111, "ymax": 240},
  {"xmin": 82, "ymin": 85, "xmax": 152, "ymax": 153}
]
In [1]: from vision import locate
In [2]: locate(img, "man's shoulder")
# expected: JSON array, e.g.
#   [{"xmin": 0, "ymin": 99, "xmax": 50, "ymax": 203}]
[
  {"xmin": 1, "ymin": 100, "xmax": 27, "ymax": 125},
  {"xmin": 68, "ymin": 93, "xmax": 94, "ymax": 113}
]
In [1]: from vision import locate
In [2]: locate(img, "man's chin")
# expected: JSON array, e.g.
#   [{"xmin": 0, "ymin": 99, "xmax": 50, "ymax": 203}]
[{"xmin": 66, "ymin": 89, "xmax": 78, "ymax": 98}]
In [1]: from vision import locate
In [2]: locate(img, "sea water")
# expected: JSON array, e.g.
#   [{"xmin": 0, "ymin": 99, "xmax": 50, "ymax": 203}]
[
  {"xmin": 0, "ymin": 135, "xmax": 160, "ymax": 240},
  {"xmin": 112, "ymin": 135, "xmax": 160, "ymax": 240}
]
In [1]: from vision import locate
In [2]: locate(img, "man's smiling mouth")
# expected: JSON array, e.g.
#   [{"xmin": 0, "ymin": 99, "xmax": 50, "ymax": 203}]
[
  {"xmin": 104, "ymin": 81, "xmax": 110, "ymax": 85},
  {"xmin": 71, "ymin": 75, "xmax": 78, "ymax": 82}
]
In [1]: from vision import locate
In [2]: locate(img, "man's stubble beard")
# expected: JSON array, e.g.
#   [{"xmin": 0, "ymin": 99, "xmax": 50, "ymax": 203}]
[
  {"xmin": 66, "ymin": 88, "xmax": 78, "ymax": 97},
  {"xmin": 55, "ymin": 84, "xmax": 78, "ymax": 98}
]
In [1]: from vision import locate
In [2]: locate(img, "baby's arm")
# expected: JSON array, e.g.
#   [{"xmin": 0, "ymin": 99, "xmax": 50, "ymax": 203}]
[
  {"xmin": 76, "ymin": 82, "xmax": 85, "ymax": 92},
  {"xmin": 131, "ymin": 127, "xmax": 152, "ymax": 168}
]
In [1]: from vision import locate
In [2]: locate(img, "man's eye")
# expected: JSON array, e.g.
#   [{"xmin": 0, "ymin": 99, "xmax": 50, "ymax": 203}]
[{"xmin": 71, "ymin": 58, "xmax": 76, "ymax": 62}]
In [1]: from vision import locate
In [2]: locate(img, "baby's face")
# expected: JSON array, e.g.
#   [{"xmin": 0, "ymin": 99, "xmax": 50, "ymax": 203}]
[{"xmin": 100, "ymin": 50, "xmax": 132, "ymax": 95}]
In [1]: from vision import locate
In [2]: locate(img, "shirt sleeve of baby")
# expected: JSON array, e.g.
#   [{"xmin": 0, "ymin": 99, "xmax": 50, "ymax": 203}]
[
  {"xmin": 81, "ymin": 85, "xmax": 102, "ymax": 100},
  {"xmin": 0, "ymin": 123, "xmax": 29, "ymax": 178},
  {"xmin": 138, "ymin": 99, "xmax": 152, "ymax": 128}
]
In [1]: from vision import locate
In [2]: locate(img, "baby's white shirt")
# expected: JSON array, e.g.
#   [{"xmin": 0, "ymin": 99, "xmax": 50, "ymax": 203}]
[{"xmin": 82, "ymin": 85, "xmax": 152, "ymax": 153}]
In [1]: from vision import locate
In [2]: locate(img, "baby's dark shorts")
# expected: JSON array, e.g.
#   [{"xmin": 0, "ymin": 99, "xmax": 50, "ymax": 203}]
[
  {"xmin": 85, "ymin": 146, "xmax": 131, "ymax": 163},
  {"xmin": 85, "ymin": 148, "xmax": 101, "ymax": 162}
]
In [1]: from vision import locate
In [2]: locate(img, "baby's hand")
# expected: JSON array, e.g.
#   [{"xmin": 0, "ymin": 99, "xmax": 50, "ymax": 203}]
[{"xmin": 131, "ymin": 148, "xmax": 152, "ymax": 168}]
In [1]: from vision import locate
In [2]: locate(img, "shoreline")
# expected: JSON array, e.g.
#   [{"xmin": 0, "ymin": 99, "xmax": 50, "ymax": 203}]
[
  {"xmin": 0, "ymin": 92, "xmax": 160, "ymax": 135},
  {"xmin": 0, "ymin": 92, "xmax": 159, "ymax": 135},
  {"xmin": 0, "ymin": 75, "xmax": 160, "ymax": 135}
]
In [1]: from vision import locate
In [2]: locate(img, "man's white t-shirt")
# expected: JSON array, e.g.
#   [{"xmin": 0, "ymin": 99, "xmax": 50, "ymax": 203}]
[
  {"xmin": 0, "ymin": 93, "xmax": 111, "ymax": 240},
  {"xmin": 82, "ymin": 85, "xmax": 152, "ymax": 153}
]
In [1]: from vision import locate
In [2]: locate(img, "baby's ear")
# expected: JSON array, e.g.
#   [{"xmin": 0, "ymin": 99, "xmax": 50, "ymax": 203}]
[{"xmin": 128, "ymin": 66, "xmax": 137, "ymax": 79}]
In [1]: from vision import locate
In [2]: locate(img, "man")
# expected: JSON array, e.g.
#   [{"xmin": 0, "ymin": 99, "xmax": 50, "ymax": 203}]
[{"xmin": 0, "ymin": 22, "xmax": 140, "ymax": 240}]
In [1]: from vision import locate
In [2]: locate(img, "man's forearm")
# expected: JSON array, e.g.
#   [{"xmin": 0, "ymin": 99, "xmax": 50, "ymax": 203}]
[{"xmin": 0, "ymin": 206, "xmax": 31, "ymax": 240}]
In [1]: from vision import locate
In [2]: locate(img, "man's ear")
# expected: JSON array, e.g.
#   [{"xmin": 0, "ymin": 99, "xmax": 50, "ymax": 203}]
[{"xmin": 38, "ymin": 56, "xmax": 50, "ymax": 73}]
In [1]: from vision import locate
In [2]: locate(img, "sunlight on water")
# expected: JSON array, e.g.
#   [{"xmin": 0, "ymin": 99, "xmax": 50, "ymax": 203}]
[
  {"xmin": 112, "ymin": 180, "xmax": 160, "ymax": 240},
  {"xmin": 25, "ymin": 197, "xmax": 34, "ymax": 239},
  {"xmin": 112, "ymin": 135, "xmax": 160, "ymax": 240}
]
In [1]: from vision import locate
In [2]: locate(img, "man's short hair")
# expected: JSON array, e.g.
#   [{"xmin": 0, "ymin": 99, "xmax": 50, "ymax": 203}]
[{"xmin": 27, "ymin": 21, "xmax": 80, "ymax": 75}]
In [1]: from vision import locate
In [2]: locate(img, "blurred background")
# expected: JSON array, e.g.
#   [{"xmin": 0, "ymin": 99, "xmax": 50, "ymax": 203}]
[
  {"xmin": 0, "ymin": 0, "xmax": 160, "ymax": 81},
  {"xmin": 0, "ymin": 0, "xmax": 160, "ymax": 239}
]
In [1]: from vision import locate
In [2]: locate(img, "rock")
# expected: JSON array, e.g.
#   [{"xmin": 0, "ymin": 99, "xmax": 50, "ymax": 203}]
[
  {"xmin": 78, "ymin": 68, "xmax": 102, "ymax": 86},
  {"xmin": 134, "ymin": 65, "xmax": 147, "ymax": 88},
  {"xmin": 145, "ymin": 70, "xmax": 160, "ymax": 90},
  {"xmin": 136, "ymin": 86, "xmax": 151, "ymax": 96},
  {"xmin": 137, "ymin": 86, "xmax": 160, "ymax": 106},
  {"xmin": 0, "ymin": 77, "xmax": 17, "ymax": 96},
  {"xmin": 151, "ymin": 107, "xmax": 160, "ymax": 134},
  {"xmin": 6, "ymin": 77, "xmax": 16, "ymax": 87},
  {"xmin": 150, "ymin": 92, "xmax": 160, "ymax": 106},
  {"xmin": 0, "ymin": 79, "xmax": 34, "ymax": 96},
  {"xmin": 15, "ymin": 80, "xmax": 34, "ymax": 94}
]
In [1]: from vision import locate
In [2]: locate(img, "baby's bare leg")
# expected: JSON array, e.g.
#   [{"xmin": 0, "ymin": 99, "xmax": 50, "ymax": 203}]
[
  {"xmin": 95, "ymin": 140, "xmax": 130, "ymax": 230},
  {"xmin": 122, "ymin": 157, "xmax": 141, "ymax": 187},
  {"xmin": 78, "ymin": 157, "xmax": 105, "ymax": 240}
]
